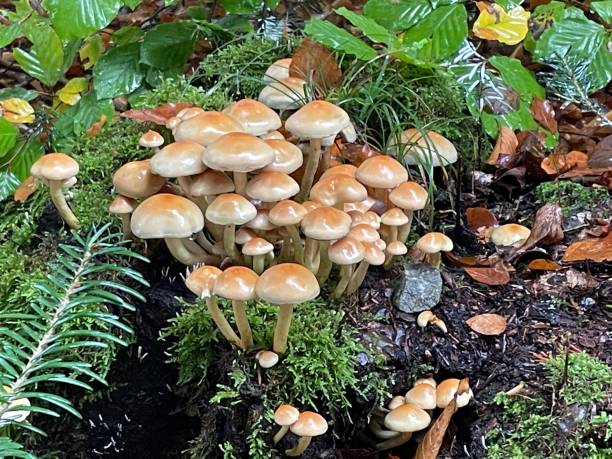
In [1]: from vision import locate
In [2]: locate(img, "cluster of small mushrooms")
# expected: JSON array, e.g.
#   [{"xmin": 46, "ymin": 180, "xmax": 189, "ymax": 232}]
[{"xmin": 272, "ymin": 404, "xmax": 328, "ymax": 456}]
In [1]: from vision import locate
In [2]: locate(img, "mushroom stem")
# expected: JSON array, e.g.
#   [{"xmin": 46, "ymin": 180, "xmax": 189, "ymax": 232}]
[
  {"xmin": 234, "ymin": 172, "xmax": 248, "ymax": 197},
  {"xmin": 119, "ymin": 213, "xmax": 133, "ymax": 240},
  {"xmin": 375, "ymin": 431, "xmax": 412, "ymax": 451},
  {"xmin": 368, "ymin": 418, "xmax": 400, "ymax": 440},
  {"xmin": 206, "ymin": 296, "xmax": 241, "ymax": 347},
  {"xmin": 273, "ymin": 425, "xmax": 290, "ymax": 445},
  {"xmin": 304, "ymin": 238, "xmax": 318, "ymax": 273},
  {"xmin": 315, "ymin": 240, "xmax": 332, "ymax": 284},
  {"xmin": 383, "ymin": 253, "xmax": 395, "ymax": 270},
  {"xmin": 253, "ymin": 254, "xmax": 265, "ymax": 274},
  {"xmin": 287, "ymin": 224, "xmax": 304, "ymax": 264},
  {"xmin": 183, "ymin": 238, "xmax": 220, "ymax": 265},
  {"xmin": 333, "ymin": 264, "xmax": 354, "ymax": 298},
  {"xmin": 319, "ymin": 146, "xmax": 331, "ymax": 177},
  {"xmin": 177, "ymin": 176, "xmax": 192, "ymax": 195},
  {"xmin": 297, "ymin": 138, "xmax": 321, "ymax": 201},
  {"xmin": 164, "ymin": 238, "xmax": 205, "ymax": 265},
  {"xmin": 195, "ymin": 231, "xmax": 216, "ymax": 253},
  {"xmin": 398, "ymin": 210, "xmax": 414, "ymax": 242},
  {"xmin": 346, "ymin": 260, "xmax": 369, "ymax": 295},
  {"xmin": 286, "ymin": 436, "xmax": 312, "ymax": 457},
  {"xmin": 427, "ymin": 252, "xmax": 442, "ymax": 269},
  {"xmin": 224, "ymin": 224, "xmax": 243, "ymax": 263},
  {"xmin": 49, "ymin": 180, "xmax": 79, "ymax": 229},
  {"xmin": 273, "ymin": 303, "xmax": 294, "ymax": 354},
  {"xmin": 232, "ymin": 300, "xmax": 253, "ymax": 349}
]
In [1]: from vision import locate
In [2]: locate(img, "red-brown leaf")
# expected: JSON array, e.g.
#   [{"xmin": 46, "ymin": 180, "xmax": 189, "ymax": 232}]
[
  {"xmin": 86, "ymin": 114, "xmax": 107, "ymax": 138},
  {"xmin": 541, "ymin": 150, "xmax": 588, "ymax": 175},
  {"xmin": 13, "ymin": 176, "xmax": 37, "ymax": 203},
  {"xmin": 531, "ymin": 97, "xmax": 558, "ymax": 132},
  {"xmin": 487, "ymin": 126, "xmax": 518, "ymax": 165},
  {"xmin": 466, "ymin": 207, "xmax": 498, "ymax": 230},
  {"xmin": 466, "ymin": 313, "xmax": 507, "ymax": 335},
  {"xmin": 509, "ymin": 204, "xmax": 564, "ymax": 261},
  {"xmin": 121, "ymin": 102, "xmax": 195, "ymax": 125},
  {"xmin": 563, "ymin": 232, "xmax": 612, "ymax": 262},
  {"xmin": 589, "ymin": 135, "xmax": 612, "ymax": 169},
  {"xmin": 290, "ymin": 38, "xmax": 342, "ymax": 93},
  {"xmin": 464, "ymin": 263, "xmax": 510, "ymax": 285}
]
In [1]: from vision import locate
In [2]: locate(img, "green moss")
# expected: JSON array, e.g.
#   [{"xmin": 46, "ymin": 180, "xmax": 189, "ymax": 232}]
[{"xmin": 536, "ymin": 181, "xmax": 611, "ymax": 218}]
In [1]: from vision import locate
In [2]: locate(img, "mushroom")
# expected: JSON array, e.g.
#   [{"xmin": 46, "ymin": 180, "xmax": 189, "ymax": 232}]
[
  {"xmin": 213, "ymin": 266, "xmax": 259, "ymax": 349},
  {"xmin": 255, "ymin": 263, "xmax": 320, "ymax": 354},
  {"xmin": 320, "ymin": 164, "xmax": 357, "ymax": 180},
  {"xmin": 262, "ymin": 139, "xmax": 304, "ymax": 175},
  {"xmin": 30, "ymin": 153, "xmax": 80, "ymax": 229},
  {"xmin": 389, "ymin": 181, "xmax": 428, "ymax": 241},
  {"xmin": 245, "ymin": 171, "xmax": 300, "ymax": 206},
  {"xmin": 309, "ymin": 174, "xmax": 367, "ymax": 211},
  {"xmin": 413, "ymin": 377, "xmax": 437, "ymax": 389},
  {"xmin": 388, "ymin": 395, "xmax": 406, "ymax": 410},
  {"xmin": 242, "ymin": 237, "xmax": 274, "ymax": 274},
  {"xmin": 384, "ymin": 240, "xmax": 408, "ymax": 268},
  {"xmin": 185, "ymin": 265, "xmax": 241, "ymax": 346},
  {"xmin": 222, "ymin": 99, "xmax": 281, "ymax": 137},
  {"xmin": 416, "ymin": 310, "xmax": 447, "ymax": 333},
  {"xmin": 285, "ymin": 411, "xmax": 328, "ymax": 457},
  {"xmin": 139, "ymin": 130, "xmax": 164, "ymax": 151},
  {"xmin": 256, "ymin": 350, "xmax": 279, "ymax": 369},
  {"xmin": 415, "ymin": 232, "xmax": 454, "ymax": 269},
  {"xmin": 0, "ymin": 385, "xmax": 31, "ymax": 423},
  {"xmin": 328, "ymin": 236, "xmax": 365, "ymax": 298},
  {"xmin": 377, "ymin": 403, "xmax": 431, "ymax": 451},
  {"xmin": 269, "ymin": 200, "xmax": 308, "ymax": 264},
  {"xmin": 172, "ymin": 111, "xmax": 244, "ymax": 146},
  {"xmin": 355, "ymin": 155, "xmax": 408, "ymax": 206},
  {"xmin": 261, "ymin": 130, "xmax": 285, "ymax": 140},
  {"xmin": 149, "ymin": 141, "xmax": 206, "ymax": 195},
  {"xmin": 404, "ymin": 384, "xmax": 437, "ymax": 410},
  {"xmin": 390, "ymin": 129, "xmax": 457, "ymax": 176},
  {"xmin": 112, "ymin": 159, "xmax": 166, "ymax": 199},
  {"xmin": 345, "ymin": 241, "xmax": 385, "ymax": 294},
  {"xmin": 490, "ymin": 223, "xmax": 531, "ymax": 247},
  {"xmin": 258, "ymin": 77, "xmax": 307, "ymax": 110},
  {"xmin": 381, "ymin": 208, "xmax": 409, "ymax": 243},
  {"xmin": 264, "ymin": 58, "xmax": 292, "ymax": 83},
  {"xmin": 436, "ymin": 378, "xmax": 473, "ymax": 408},
  {"xmin": 109, "ymin": 195, "xmax": 136, "ymax": 239},
  {"xmin": 272, "ymin": 403, "xmax": 299, "ymax": 444}
]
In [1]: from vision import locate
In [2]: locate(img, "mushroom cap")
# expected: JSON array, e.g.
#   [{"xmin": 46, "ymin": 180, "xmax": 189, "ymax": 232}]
[
  {"xmin": 389, "ymin": 182, "xmax": 428, "ymax": 211},
  {"xmin": 185, "ymin": 265, "xmax": 222, "ymax": 298},
  {"xmin": 235, "ymin": 228, "xmax": 257, "ymax": 245},
  {"xmin": 264, "ymin": 58, "xmax": 292, "ymax": 83},
  {"xmin": 392, "ymin": 129, "xmax": 458, "ymax": 167},
  {"xmin": 416, "ymin": 232, "xmax": 453, "ymax": 253},
  {"xmin": 112, "ymin": 160, "xmax": 165, "ymax": 199},
  {"xmin": 261, "ymin": 130, "xmax": 285, "ymax": 140},
  {"xmin": 223, "ymin": 99, "xmax": 282, "ymax": 136},
  {"xmin": 348, "ymin": 223, "xmax": 380, "ymax": 243},
  {"xmin": 1, "ymin": 386, "xmax": 31, "ymax": 422},
  {"xmin": 356, "ymin": 156, "xmax": 408, "ymax": 189},
  {"xmin": 130, "ymin": 194, "xmax": 204, "ymax": 239},
  {"xmin": 289, "ymin": 411, "xmax": 328, "ymax": 437},
  {"xmin": 203, "ymin": 132, "xmax": 275, "ymax": 173},
  {"xmin": 173, "ymin": 111, "xmax": 244, "ymax": 146},
  {"xmin": 62, "ymin": 176, "xmax": 77, "ymax": 189},
  {"xmin": 274, "ymin": 403, "xmax": 300, "ymax": 426},
  {"xmin": 255, "ymin": 263, "xmax": 320, "ymax": 304},
  {"xmin": 150, "ymin": 141, "xmax": 206, "ymax": 177},
  {"xmin": 213, "ymin": 266, "xmax": 258, "ymax": 301},
  {"xmin": 414, "ymin": 377, "xmax": 437, "ymax": 389},
  {"xmin": 269, "ymin": 200, "xmax": 307, "ymax": 226},
  {"xmin": 246, "ymin": 171, "xmax": 300, "ymax": 202},
  {"xmin": 242, "ymin": 237, "xmax": 274, "ymax": 256},
  {"xmin": 189, "ymin": 170, "xmax": 235, "ymax": 196},
  {"xmin": 205, "ymin": 193, "xmax": 257, "ymax": 225},
  {"xmin": 166, "ymin": 116, "xmax": 181, "ymax": 129},
  {"xmin": 384, "ymin": 403, "xmax": 431, "ymax": 433},
  {"xmin": 320, "ymin": 164, "xmax": 357, "ymax": 180},
  {"xmin": 344, "ymin": 196, "xmax": 378, "ymax": 213},
  {"xmin": 388, "ymin": 395, "xmax": 406, "ymax": 410},
  {"xmin": 139, "ymin": 130, "xmax": 164, "ymax": 148},
  {"xmin": 387, "ymin": 241, "xmax": 408, "ymax": 256},
  {"xmin": 436, "ymin": 378, "xmax": 473, "ymax": 408},
  {"xmin": 246, "ymin": 209, "xmax": 277, "ymax": 231},
  {"xmin": 405, "ymin": 384, "xmax": 437, "ymax": 410},
  {"xmin": 262, "ymin": 140, "xmax": 303, "ymax": 174},
  {"xmin": 417, "ymin": 310, "xmax": 435, "ymax": 328},
  {"xmin": 381, "ymin": 208, "xmax": 409, "ymax": 226},
  {"xmin": 328, "ymin": 237, "xmax": 365, "ymax": 265},
  {"xmin": 373, "ymin": 238, "xmax": 387, "ymax": 251},
  {"xmin": 177, "ymin": 107, "xmax": 206, "ymax": 121},
  {"xmin": 256, "ymin": 350, "xmax": 280, "ymax": 369},
  {"xmin": 258, "ymin": 77, "xmax": 306, "ymax": 110},
  {"xmin": 309, "ymin": 175, "xmax": 367, "ymax": 207},
  {"xmin": 302, "ymin": 200, "xmax": 322, "ymax": 213},
  {"xmin": 285, "ymin": 100, "xmax": 351, "ymax": 140},
  {"xmin": 300, "ymin": 207, "xmax": 352, "ymax": 241},
  {"xmin": 362, "ymin": 242, "xmax": 385, "ymax": 265},
  {"xmin": 490, "ymin": 223, "xmax": 531, "ymax": 247},
  {"xmin": 31, "ymin": 153, "xmax": 79, "ymax": 181},
  {"xmin": 109, "ymin": 195, "xmax": 136, "ymax": 214}
]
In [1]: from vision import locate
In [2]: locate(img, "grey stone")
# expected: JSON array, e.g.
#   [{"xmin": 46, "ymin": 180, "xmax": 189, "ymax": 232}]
[{"xmin": 392, "ymin": 262, "xmax": 442, "ymax": 313}]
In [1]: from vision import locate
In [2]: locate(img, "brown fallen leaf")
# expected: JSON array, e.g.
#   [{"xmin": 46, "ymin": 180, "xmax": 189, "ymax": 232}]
[
  {"xmin": 290, "ymin": 37, "xmax": 342, "ymax": 94},
  {"xmin": 464, "ymin": 262, "xmax": 511, "ymax": 285},
  {"xmin": 121, "ymin": 102, "xmax": 194, "ymax": 125},
  {"xmin": 487, "ymin": 125, "xmax": 518, "ymax": 165},
  {"xmin": 509, "ymin": 204, "xmax": 563, "ymax": 261},
  {"xmin": 466, "ymin": 207, "xmax": 498, "ymax": 231},
  {"xmin": 589, "ymin": 134, "xmax": 612, "ymax": 169},
  {"xmin": 528, "ymin": 258, "xmax": 562, "ymax": 271},
  {"xmin": 13, "ymin": 176, "xmax": 37, "ymax": 203},
  {"xmin": 413, "ymin": 378, "xmax": 471, "ymax": 459},
  {"xmin": 531, "ymin": 97, "xmax": 557, "ymax": 132},
  {"xmin": 86, "ymin": 114, "xmax": 107, "ymax": 138},
  {"xmin": 541, "ymin": 150, "xmax": 588, "ymax": 175},
  {"xmin": 563, "ymin": 231, "xmax": 612, "ymax": 262},
  {"xmin": 466, "ymin": 313, "xmax": 507, "ymax": 336},
  {"xmin": 337, "ymin": 142, "xmax": 380, "ymax": 166}
]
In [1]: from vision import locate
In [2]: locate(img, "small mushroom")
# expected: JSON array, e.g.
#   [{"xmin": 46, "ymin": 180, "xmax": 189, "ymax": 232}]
[
  {"xmin": 345, "ymin": 240, "xmax": 385, "ymax": 295},
  {"xmin": 404, "ymin": 384, "xmax": 437, "ymax": 410},
  {"xmin": 355, "ymin": 155, "xmax": 408, "ymax": 205},
  {"xmin": 413, "ymin": 377, "xmax": 437, "ymax": 389},
  {"xmin": 328, "ymin": 236, "xmax": 365, "ymax": 298},
  {"xmin": 416, "ymin": 310, "xmax": 447, "ymax": 333},
  {"xmin": 272, "ymin": 403, "xmax": 300, "ymax": 444},
  {"xmin": 262, "ymin": 140, "xmax": 303, "ymax": 174},
  {"xmin": 263, "ymin": 58, "xmax": 292, "ymax": 83},
  {"xmin": 388, "ymin": 395, "xmax": 406, "ymax": 410},
  {"xmin": 490, "ymin": 223, "xmax": 531, "ymax": 247},
  {"xmin": 384, "ymin": 240, "xmax": 408, "ymax": 269},
  {"xmin": 377, "ymin": 403, "xmax": 431, "ymax": 451},
  {"xmin": 149, "ymin": 141, "xmax": 206, "ymax": 195},
  {"xmin": 256, "ymin": 350, "xmax": 279, "ymax": 369},
  {"xmin": 389, "ymin": 181, "xmax": 428, "ymax": 241},
  {"xmin": 173, "ymin": 111, "xmax": 244, "ymax": 147},
  {"xmin": 223, "ymin": 99, "xmax": 281, "ymax": 137},
  {"xmin": 269, "ymin": 200, "xmax": 307, "ymax": 264},
  {"xmin": 139, "ymin": 130, "xmax": 164, "ymax": 151},
  {"xmin": 258, "ymin": 77, "xmax": 307, "ymax": 111},
  {"xmin": 109, "ymin": 195, "xmax": 136, "ymax": 239},
  {"xmin": 242, "ymin": 237, "xmax": 274, "ymax": 274},
  {"xmin": 285, "ymin": 411, "xmax": 328, "ymax": 457},
  {"xmin": 436, "ymin": 378, "xmax": 473, "ymax": 408},
  {"xmin": 415, "ymin": 232, "xmax": 453, "ymax": 269},
  {"xmin": 112, "ymin": 159, "xmax": 165, "ymax": 199}
]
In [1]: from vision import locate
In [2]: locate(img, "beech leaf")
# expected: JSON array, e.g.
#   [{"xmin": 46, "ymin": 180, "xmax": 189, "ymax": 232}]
[
  {"xmin": 466, "ymin": 207, "xmax": 498, "ymax": 230},
  {"xmin": 121, "ymin": 102, "xmax": 195, "ymax": 125},
  {"xmin": 57, "ymin": 78, "xmax": 90, "ymax": 106},
  {"xmin": 487, "ymin": 125, "xmax": 518, "ymax": 165},
  {"xmin": 466, "ymin": 313, "xmax": 507, "ymax": 336},
  {"xmin": 289, "ymin": 38, "xmax": 342, "ymax": 93},
  {"xmin": 530, "ymin": 97, "xmax": 557, "ymax": 132},
  {"xmin": 0, "ymin": 98, "xmax": 35, "ymax": 123},
  {"xmin": 473, "ymin": 2, "xmax": 530, "ymax": 45},
  {"xmin": 563, "ymin": 232, "xmax": 612, "ymax": 263},
  {"xmin": 541, "ymin": 150, "xmax": 588, "ymax": 175},
  {"xmin": 464, "ymin": 263, "xmax": 510, "ymax": 285},
  {"xmin": 528, "ymin": 258, "xmax": 563, "ymax": 271},
  {"xmin": 509, "ymin": 204, "xmax": 564, "ymax": 260}
]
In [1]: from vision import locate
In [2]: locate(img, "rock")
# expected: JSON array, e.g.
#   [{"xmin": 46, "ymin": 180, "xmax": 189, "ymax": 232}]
[{"xmin": 392, "ymin": 262, "xmax": 442, "ymax": 313}]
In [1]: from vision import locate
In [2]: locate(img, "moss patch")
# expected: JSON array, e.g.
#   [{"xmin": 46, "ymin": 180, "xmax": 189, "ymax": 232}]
[{"xmin": 536, "ymin": 181, "xmax": 611, "ymax": 219}]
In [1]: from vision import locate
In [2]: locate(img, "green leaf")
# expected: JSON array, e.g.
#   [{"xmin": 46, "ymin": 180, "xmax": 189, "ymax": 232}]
[
  {"xmin": 0, "ymin": 172, "xmax": 20, "ymax": 201},
  {"xmin": 7, "ymin": 137, "xmax": 44, "ymax": 181},
  {"xmin": 0, "ymin": 118, "xmax": 18, "ymax": 158},
  {"xmin": 43, "ymin": 0, "xmax": 121, "ymax": 40},
  {"xmin": 93, "ymin": 43, "xmax": 145, "ymax": 99},
  {"xmin": 0, "ymin": 88, "xmax": 38, "ymax": 101},
  {"xmin": 220, "ymin": 0, "xmax": 261, "ymax": 14},
  {"xmin": 335, "ymin": 7, "xmax": 391, "ymax": 44},
  {"xmin": 304, "ymin": 19, "xmax": 378, "ymax": 60},
  {"xmin": 111, "ymin": 26, "xmax": 144, "ymax": 46},
  {"xmin": 215, "ymin": 14, "xmax": 254, "ymax": 33},
  {"xmin": 80, "ymin": 35, "xmax": 105, "ymax": 70},
  {"xmin": 122, "ymin": 0, "xmax": 141, "ymax": 9},
  {"xmin": 363, "ymin": 0, "xmax": 434, "ymax": 32},
  {"xmin": 480, "ymin": 100, "xmax": 539, "ymax": 138},
  {"xmin": 53, "ymin": 91, "xmax": 114, "ymax": 142},
  {"xmin": 140, "ymin": 21, "xmax": 197, "ymax": 69},
  {"xmin": 591, "ymin": 1, "xmax": 612, "ymax": 22},
  {"xmin": 489, "ymin": 55, "xmax": 545, "ymax": 99},
  {"xmin": 13, "ymin": 22, "xmax": 64, "ymax": 86},
  {"xmin": 0, "ymin": 23, "xmax": 20, "ymax": 48}
]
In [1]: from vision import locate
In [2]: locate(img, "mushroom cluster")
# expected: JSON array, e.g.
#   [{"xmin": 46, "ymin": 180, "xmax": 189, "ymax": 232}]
[{"xmin": 272, "ymin": 404, "xmax": 328, "ymax": 456}]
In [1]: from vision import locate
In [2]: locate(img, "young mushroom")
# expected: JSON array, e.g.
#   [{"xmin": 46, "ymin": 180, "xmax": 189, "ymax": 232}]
[
  {"xmin": 384, "ymin": 240, "xmax": 408, "ymax": 269},
  {"xmin": 345, "ymin": 241, "xmax": 385, "ymax": 295},
  {"xmin": 263, "ymin": 58, "xmax": 292, "ymax": 83},
  {"xmin": 30, "ymin": 153, "xmax": 80, "ymax": 229},
  {"xmin": 269, "ymin": 200, "xmax": 308, "ymax": 264},
  {"xmin": 112, "ymin": 159, "xmax": 166, "ymax": 200},
  {"xmin": 139, "ymin": 130, "xmax": 164, "ymax": 151},
  {"xmin": 285, "ymin": 411, "xmax": 329, "ymax": 457},
  {"xmin": 258, "ymin": 77, "xmax": 307, "ymax": 111},
  {"xmin": 272, "ymin": 403, "xmax": 300, "ymax": 444},
  {"xmin": 256, "ymin": 350, "xmax": 279, "ymax": 369},
  {"xmin": 222, "ymin": 98, "xmax": 281, "ymax": 137},
  {"xmin": 388, "ymin": 395, "xmax": 406, "ymax": 410},
  {"xmin": 262, "ymin": 140, "xmax": 304, "ymax": 175},
  {"xmin": 436, "ymin": 378, "xmax": 473, "ymax": 408},
  {"xmin": 242, "ymin": 237, "xmax": 274, "ymax": 274},
  {"xmin": 149, "ymin": 141, "xmax": 206, "ymax": 195},
  {"xmin": 415, "ymin": 232, "xmax": 454, "ymax": 269},
  {"xmin": 417, "ymin": 310, "xmax": 448, "ymax": 333},
  {"xmin": 172, "ymin": 111, "xmax": 244, "ymax": 146},
  {"xmin": 328, "ymin": 236, "xmax": 365, "ymax": 298},
  {"xmin": 490, "ymin": 223, "xmax": 531, "ymax": 247},
  {"xmin": 109, "ymin": 195, "xmax": 136, "ymax": 239},
  {"xmin": 377, "ymin": 403, "xmax": 431, "ymax": 451},
  {"xmin": 389, "ymin": 181, "xmax": 428, "ymax": 241},
  {"xmin": 404, "ymin": 384, "xmax": 437, "ymax": 410},
  {"xmin": 355, "ymin": 155, "xmax": 408, "ymax": 206}
]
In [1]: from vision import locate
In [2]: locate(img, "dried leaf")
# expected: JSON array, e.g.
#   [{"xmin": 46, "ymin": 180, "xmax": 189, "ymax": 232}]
[
  {"xmin": 446, "ymin": 253, "xmax": 495, "ymax": 267},
  {"xmin": 121, "ymin": 102, "xmax": 195, "ymax": 125},
  {"xmin": 509, "ymin": 204, "xmax": 564, "ymax": 261},
  {"xmin": 528, "ymin": 258, "xmax": 562, "ymax": 271},
  {"xmin": 337, "ymin": 142, "xmax": 380, "ymax": 166},
  {"xmin": 541, "ymin": 150, "xmax": 588, "ymax": 175},
  {"xmin": 466, "ymin": 313, "xmax": 507, "ymax": 336},
  {"xmin": 563, "ymin": 232, "xmax": 612, "ymax": 262},
  {"xmin": 589, "ymin": 135, "xmax": 612, "ymax": 169},
  {"xmin": 86, "ymin": 114, "xmax": 107, "ymax": 138},
  {"xmin": 464, "ymin": 263, "xmax": 510, "ymax": 285},
  {"xmin": 290, "ymin": 38, "xmax": 342, "ymax": 93},
  {"xmin": 0, "ymin": 98, "xmax": 35, "ymax": 123},
  {"xmin": 13, "ymin": 176, "xmax": 37, "ymax": 203},
  {"xmin": 466, "ymin": 207, "xmax": 498, "ymax": 230},
  {"xmin": 530, "ymin": 98, "xmax": 557, "ymax": 132},
  {"xmin": 473, "ymin": 2, "xmax": 530, "ymax": 45},
  {"xmin": 487, "ymin": 126, "xmax": 518, "ymax": 165}
]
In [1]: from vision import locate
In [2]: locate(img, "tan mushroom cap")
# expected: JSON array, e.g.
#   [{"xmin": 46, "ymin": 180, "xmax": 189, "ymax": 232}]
[
  {"xmin": 235, "ymin": 228, "xmax": 257, "ymax": 245},
  {"xmin": 389, "ymin": 182, "xmax": 428, "ymax": 210},
  {"xmin": 384, "ymin": 403, "xmax": 431, "ymax": 433},
  {"xmin": 405, "ymin": 384, "xmax": 437, "ymax": 410},
  {"xmin": 490, "ymin": 223, "xmax": 531, "ymax": 247},
  {"xmin": 150, "ymin": 141, "xmax": 206, "ymax": 177},
  {"xmin": 356, "ymin": 156, "xmax": 408, "ymax": 189},
  {"xmin": 189, "ymin": 170, "xmax": 235, "ymax": 196},
  {"xmin": 255, "ymin": 263, "xmax": 320, "ymax": 304},
  {"xmin": 269, "ymin": 200, "xmax": 307, "ymax": 226},
  {"xmin": 328, "ymin": 237, "xmax": 365, "ymax": 265},
  {"xmin": 274, "ymin": 403, "xmax": 300, "ymax": 425},
  {"xmin": 285, "ymin": 100, "xmax": 351, "ymax": 140},
  {"xmin": 309, "ymin": 175, "xmax": 368, "ymax": 207},
  {"xmin": 436, "ymin": 378, "xmax": 473, "ymax": 408},
  {"xmin": 177, "ymin": 107, "xmax": 206, "ymax": 121},
  {"xmin": 388, "ymin": 395, "xmax": 406, "ymax": 410},
  {"xmin": 109, "ymin": 195, "xmax": 136, "ymax": 214},
  {"xmin": 205, "ymin": 193, "xmax": 257, "ymax": 225},
  {"xmin": 256, "ymin": 350, "xmax": 280, "ymax": 369},
  {"xmin": 246, "ymin": 171, "xmax": 300, "ymax": 202},
  {"xmin": 139, "ymin": 130, "xmax": 164, "ymax": 148},
  {"xmin": 246, "ymin": 209, "xmax": 277, "ymax": 231},
  {"xmin": 258, "ymin": 77, "xmax": 306, "ymax": 110},
  {"xmin": 387, "ymin": 241, "xmax": 408, "ymax": 256},
  {"xmin": 223, "ymin": 99, "xmax": 282, "ymax": 136},
  {"xmin": 362, "ymin": 242, "xmax": 385, "ymax": 265},
  {"xmin": 1, "ymin": 385, "xmax": 31, "ymax": 422},
  {"xmin": 300, "ymin": 207, "xmax": 352, "ymax": 241},
  {"xmin": 416, "ymin": 232, "xmax": 453, "ymax": 254},
  {"xmin": 112, "ymin": 160, "xmax": 165, "ymax": 199},
  {"xmin": 261, "ymin": 130, "xmax": 285, "ymax": 140},
  {"xmin": 344, "ymin": 196, "xmax": 378, "ymax": 213},
  {"xmin": 392, "ymin": 129, "xmax": 458, "ymax": 167},
  {"xmin": 414, "ymin": 377, "xmax": 437, "ymax": 389},
  {"xmin": 290, "ymin": 411, "xmax": 329, "ymax": 437},
  {"xmin": 262, "ymin": 140, "xmax": 303, "ymax": 174},
  {"xmin": 373, "ymin": 238, "xmax": 387, "ymax": 251},
  {"xmin": 381, "ymin": 208, "xmax": 410, "ymax": 226},
  {"xmin": 31, "ymin": 153, "xmax": 79, "ymax": 181},
  {"xmin": 320, "ymin": 164, "xmax": 357, "ymax": 180},
  {"xmin": 203, "ymin": 132, "xmax": 275, "ymax": 173},
  {"xmin": 242, "ymin": 237, "xmax": 274, "ymax": 256},
  {"xmin": 302, "ymin": 200, "xmax": 322, "ymax": 213},
  {"xmin": 130, "ymin": 194, "xmax": 204, "ymax": 239},
  {"xmin": 173, "ymin": 111, "xmax": 244, "ymax": 146},
  {"xmin": 264, "ymin": 58, "xmax": 292, "ymax": 83},
  {"xmin": 185, "ymin": 265, "xmax": 222, "ymax": 298},
  {"xmin": 213, "ymin": 266, "xmax": 258, "ymax": 301},
  {"xmin": 348, "ymin": 223, "xmax": 380, "ymax": 243}
]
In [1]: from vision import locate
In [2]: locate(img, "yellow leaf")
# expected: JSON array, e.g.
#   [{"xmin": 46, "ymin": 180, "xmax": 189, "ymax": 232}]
[
  {"xmin": 80, "ymin": 35, "xmax": 105, "ymax": 70},
  {"xmin": 473, "ymin": 2, "xmax": 530, "ymax": 45},
  {"xmin": 0, "ymin": 98, "xmax": 35, "ymax": 123},
  {"xmin": 57, "ymin": 78, "xmax": 89, "ymax": 106}
]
